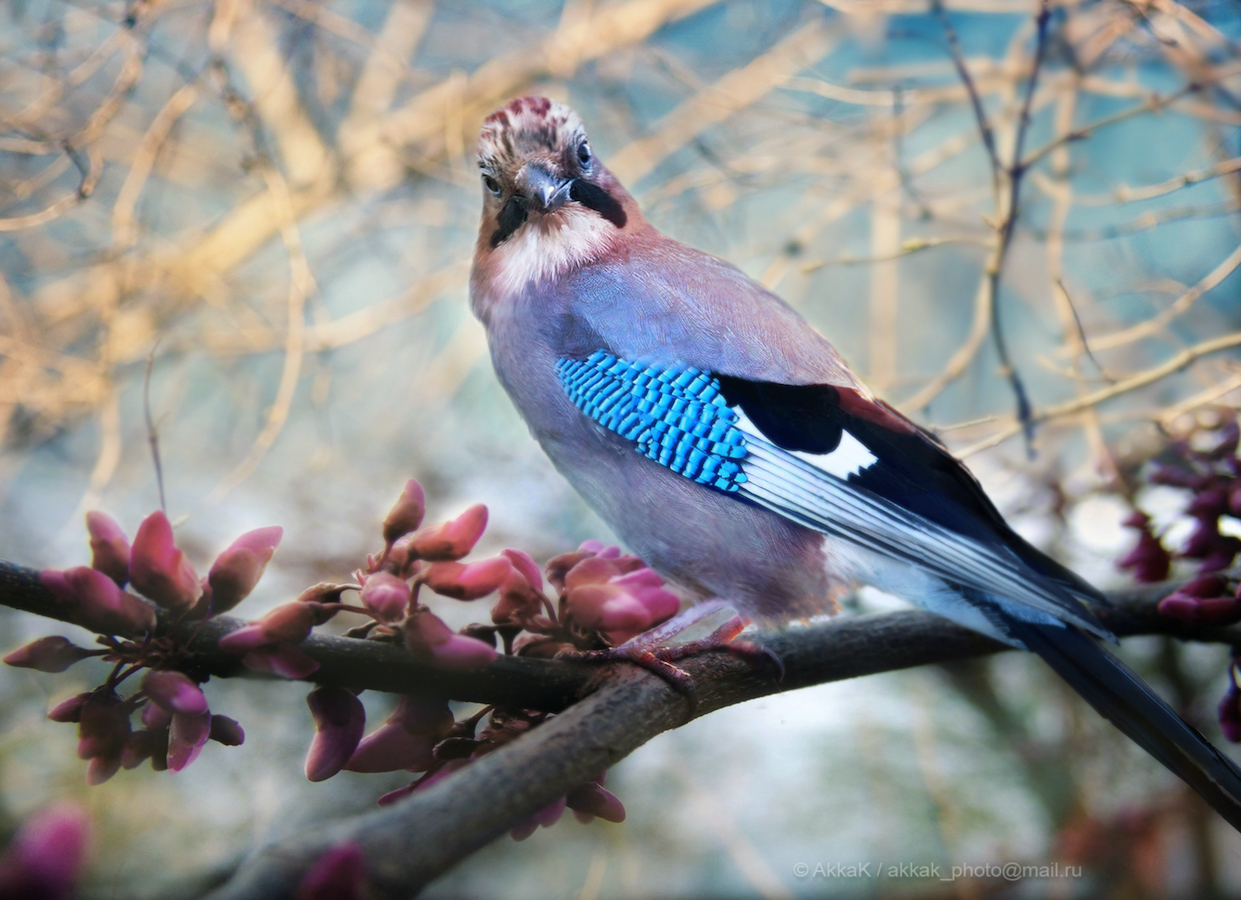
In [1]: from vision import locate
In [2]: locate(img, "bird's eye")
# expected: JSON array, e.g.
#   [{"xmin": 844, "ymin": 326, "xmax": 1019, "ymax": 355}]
[
  {"xmin": 577, "ymin": 141, "xmax": 591, "ymax": 166},
  {"xmin": 482, "ymin": 174, "xmax": 501, "ymax": 196}
]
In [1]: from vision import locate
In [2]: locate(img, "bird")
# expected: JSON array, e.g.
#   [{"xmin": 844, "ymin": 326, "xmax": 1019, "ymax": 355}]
[{"xmin": 468, "ymin": 95, "xmax": 1241, "ymax": 830}]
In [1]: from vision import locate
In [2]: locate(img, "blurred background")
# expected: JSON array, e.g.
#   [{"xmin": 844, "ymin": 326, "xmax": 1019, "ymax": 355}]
[{"xmin": 2, "ymin": 0, "xmax": 1241, "ymax": 897}]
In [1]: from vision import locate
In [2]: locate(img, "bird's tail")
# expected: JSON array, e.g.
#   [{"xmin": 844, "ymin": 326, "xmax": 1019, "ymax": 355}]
[{"xmin": 1003, "ymin": 616, "xmax": 1241, "ymax": 831}]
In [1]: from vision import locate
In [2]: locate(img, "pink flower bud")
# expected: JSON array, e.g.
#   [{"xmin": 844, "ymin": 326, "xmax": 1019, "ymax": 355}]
[
  {"xmin": 409, "ymin": 504, "xmax": 488, "ymax": 561},
  {"xmin": 141, "ymin": 701, "xmax": 172, "ymax": 730},
  {"xmin": 0, "ymin": 802, "xmax": 91, "ymax": 900},
  {"xmin": 120, "ymin": 730, "xmax": 158, "ymax": 770},
  {"xmin": 209, "ymin": 715, "xmax": 245, "ymax": 746},
  {"xmin": 422, "ymin": 557, "xmax": 512, "ymax": 600},
  {"xmin": 1117, "ymin": 530, "xmax": 1171, "ymax": 584},
  {"xmin": 296, "ymin": 843, "xmax": 367, "ymax": 900},
  {"xmin": 129, "ymin": 511, "xmax": 202, "ymax": 609},
  {"xmin": 1158, "ymin": 592, "xmax": 1241, "ymax": 626},
  {"xmin": 1182, "ymin": 575, "xmax": 1228, "ymax": 599},
  {"xmin": 62, "ymin": 566, "xmax": 157, "ymax": 635},
  {"xmin": 383, "ymin": 480, "xmax": 426, "ymax": 546},
  {"xmin": 1189, "ymin": 487, "xmax": 1230, "ymax": 519},
  {"xmin": 48, "ymin": 694, "xmax": 90, "ymax": 724},
  {"xmin": 491, "ymin": 568, "xmax": 544, "ymax": 626},
  {"xmin": 375, "ymin": 783, "xmax": 418, "ymax": 807},
  {"xmin": 501, "ymin": 549, "xmax": 543, "ymax": 592},
  {"xmin": 207, "ymin": 526, "xmax": 283, "ymax": 613},
  {"xmin": 77, "ymin": 697, "xmax": 129, "ymax": 761},
  {"xmin": 38, "ymin": 570, "xmax": 78, "ymax": 611},
  {"xmin": 511, "ymin": 796, "xmax": 567, "ymax": 841},
  {"xmin": 568, "ymin": 584, "xmax": 651, "ymax": 632},
  {"xmin": 1183, "ymin": 519, "xmax": 1222, "ymax": 559},
  {"xmin": 566, "ymin": 781, "xmax": 625, "ymax": 823},
  {"xmin": 1229, "ymin": 484, "xmax": 1241, "ymax": 518},
  {"xmin": 241, "ymin": 643, "xmax": 320, "ymax": 679},
  {"xmin": 219, "ymin": 602, "xmax": 324, "ymax": 654},
  {"xmin": 1199, "ymin": 538, "xmax": 1241, "ymax": 573},
  {"xmin": 86, "ymin": 511, "xmax": 130, "ymax": 587},
  {"xmin": 360, "ymin": 572, "xmax": 411, "ymax": 622},
  {"xmin": 4, "ymin": 636, "xmax": 92, "ymax": 673},
  {"xmin": 143, "ymin": 670, "xmax": 209, "ymax": 716},
  {"xmin": 305, "ymin": 687, "xmax": 365, "ymax": 782},
  {"xmin": 86, "ymin": 755, "xmax": 121, "ymax": 785},
  {"xmin": 403, "ymin": 610, "xmax": 496, "ymax": 670},
  {"xmin": 168, "ymin": 710, "xmax": 212, "ymax": 771},
  {"xmin": 345, "ymin": 696, "xmax": 452, "ymax": 774}
]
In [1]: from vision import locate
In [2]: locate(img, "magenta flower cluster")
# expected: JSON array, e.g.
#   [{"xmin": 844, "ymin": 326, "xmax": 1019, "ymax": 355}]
[
  {"xmin": 1115, "ymin": 411, "xmax": 1241, "ymax": 743},
  {"xmin": 296, "ymin": 479, "xmax": 679, "ymax": 839},
  {"xmin": 4, "ymin": 510, "xmax": 279, "ymax": 782},
  {"xmin": 6, "ymin": 477, "xmax": 680, "ymax": 842},
  {"xmin": 1116, "ymin": 412, "xmax": 1241, "ymax": 623}
]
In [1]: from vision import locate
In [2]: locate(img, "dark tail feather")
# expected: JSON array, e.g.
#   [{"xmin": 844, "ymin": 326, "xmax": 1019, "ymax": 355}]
[{"xmin": 1005, "ymin": 617, "xmax": 1241, "ymax": 832}]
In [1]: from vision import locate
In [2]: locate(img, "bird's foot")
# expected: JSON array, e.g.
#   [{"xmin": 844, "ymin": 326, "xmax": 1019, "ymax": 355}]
[{"xmin": 556, "ymin": 600, "xmax": 783, "ymax": 721}]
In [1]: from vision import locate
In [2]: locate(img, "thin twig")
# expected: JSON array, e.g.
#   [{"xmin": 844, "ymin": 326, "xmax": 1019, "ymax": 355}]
[{"xmin": 143, "ymin": 343, "xmax": 167, "ymax": 514}]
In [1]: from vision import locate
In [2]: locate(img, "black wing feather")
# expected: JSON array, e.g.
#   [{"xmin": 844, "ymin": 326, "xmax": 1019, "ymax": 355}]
[{"xmin": 715, "ymin": 376, "xmax": 1104, "ymax": 606}]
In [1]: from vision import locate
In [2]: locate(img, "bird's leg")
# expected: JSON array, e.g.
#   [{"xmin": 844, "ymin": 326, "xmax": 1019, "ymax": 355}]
[{"xmin": 557, "ymin": 600, "xmax": 783, "ymax": 719}]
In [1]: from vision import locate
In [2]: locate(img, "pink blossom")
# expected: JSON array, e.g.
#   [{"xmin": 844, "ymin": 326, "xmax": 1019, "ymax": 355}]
[
  {"xmin": 502, "ymin": 548, "xmax": 543, "ymax": 592},
  {"xmin": 360, "ymin": 572, "xmax": 411, "ymax": 622},
  {"xmin": 129, "ymin": 511, "xmax": 201, "ymax": 609},
  {"xmin": 143, "ymin": 670, "xmax": 209, "ymax": 716},
  {"xmin": 206, "ymin": 526, "xmax": 283, "ymax": 613},
  {"xmin": 403, "ymin": 610, "xmax": 497, "ymax": 670},
  {"xmin": 63, "ymin": 566, "xmax": 156, "ymax": 635},
  {"xmin": 37, "ymin": 570, "xmax": 78, "ymax": 612},
  {"xmin": 409, "ymin": 504, "xmax": 488, "ymax": 561},
  {"xmin": 0, "ymin": 801, "xmax": 91, "ymax": 900},
  {"xmin": 168, "ymin": 710, "xmax": 212, "ymax": 771},
  {"xmin": 421, "ymin": 557, "xmax": 512, "ymax": 601},
  {"xmin": 3, "ymin": 636, "xmax": 92, "ymax": 674},
  {"xmin": 563, "ymin": 556, "xmax": 680, "ymax": 644},
  {"xmin": 511, "ymin": 796, "xmax": 566, "ymax": 841},
  {"xmin": 86, "ymin": 511, "xmax": 130, "ymax": 587},
  {"xmin": 566, "ymin": 780, "xmax": 626, "ymax": 823},
  {"xmin": 296, "ymin": 842, "xmax": 367, "ymax": 900},
  {"xmin": 383, "ymin": 479, "xmax": 426, "ymax": 546},
  {"xmin": 120, "ymin": 730, "xmax": 159, "ymax": 770},
  {"xmin": 1117, "ymin": 513, "xmax": 1172, "ymax": 584},
  {"xmin": 305, "ymin": 687, "xmax": 366, "ymax": 782},
  {"xmin": 241, "ymin": 643, "xmax": 320, "ymax": 679},
  {"xmin": 141, "ymin": 702, "xmax": 172, "ymax": 730},
  {"xmin": 209, "ymin": 715, "xmax": 245, "ymax": 746},
  {"xmin": 1158, "ymin": 593, "xmax": 1241, "ymax": 626},
  {"xmin": 219, "ymin": 601, "xmax": 325, "ymax": 653},
  {"xmin": 76, "ymin": 697, "xmax": 128, "ymax": 759},
  {"xmin": 345, "ymin": 696, "xmax": 453, "ymax": 774},
  {"xmin": 48, "ymin": 694, "xmax": 90, "ymax": 724},
  {"xmin": 490, "ymin": 567, "xmax": 545, "ymax": 627}
]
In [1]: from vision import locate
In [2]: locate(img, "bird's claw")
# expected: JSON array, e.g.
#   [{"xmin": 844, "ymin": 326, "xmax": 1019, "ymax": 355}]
[{"xmin": 556, "ymin": 604, "xmax": 783, "ymax": 722}]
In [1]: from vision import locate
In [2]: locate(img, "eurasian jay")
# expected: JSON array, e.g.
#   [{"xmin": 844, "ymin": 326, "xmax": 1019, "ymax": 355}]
[{"xmin": 468, "ymin": 96, "xmax": 1241, "ymax": 829}]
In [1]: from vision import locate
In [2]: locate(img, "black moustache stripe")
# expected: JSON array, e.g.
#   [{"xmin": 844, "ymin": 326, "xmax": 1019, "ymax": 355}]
[
  {"xmin": 570, "ymin": 180, "xmax": 627, "ymax": 229},
  {"xmin": 490, "ymin": 198, "xmax": 529, "ymax": 247}
]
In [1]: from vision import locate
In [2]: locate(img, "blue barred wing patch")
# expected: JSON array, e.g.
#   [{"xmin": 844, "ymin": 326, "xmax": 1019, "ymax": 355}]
[{"xmin": 556, "ymin": 351, "xmax": 748, "ymax": 491}]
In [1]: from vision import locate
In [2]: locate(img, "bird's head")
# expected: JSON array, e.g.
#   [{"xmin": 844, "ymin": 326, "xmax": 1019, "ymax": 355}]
[{"xmin": 472, "ymin": 97, "xmax": 641, "ymax": 297}]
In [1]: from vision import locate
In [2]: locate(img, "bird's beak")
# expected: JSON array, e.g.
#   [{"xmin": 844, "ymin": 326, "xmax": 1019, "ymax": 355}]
[{"xmin": 517, "ymin": 163, "xmax": 573, "ymax": 214}]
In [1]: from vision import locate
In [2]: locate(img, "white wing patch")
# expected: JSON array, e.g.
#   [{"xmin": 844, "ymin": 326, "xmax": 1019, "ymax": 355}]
[
  {"xmin": 793, "ymin": 429, "xmax": 878, "ymax": 480},
  {"xmin": 732, "ymin": 408, "xmax": 878, "ymax": 480}
]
